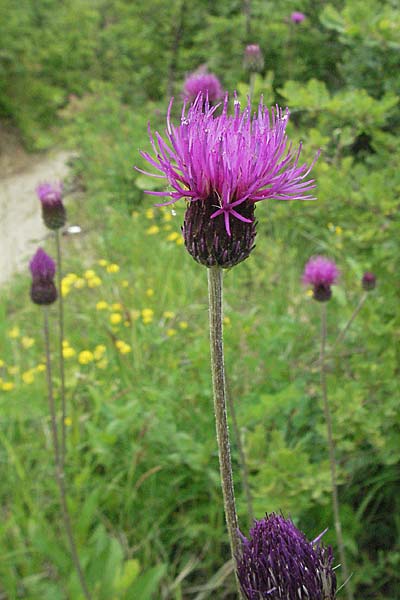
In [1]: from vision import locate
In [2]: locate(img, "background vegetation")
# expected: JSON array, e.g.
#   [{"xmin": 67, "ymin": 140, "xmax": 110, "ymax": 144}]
[{"xmin": 1, "ymin": 0, "xmax": 399, "ymax": 598}]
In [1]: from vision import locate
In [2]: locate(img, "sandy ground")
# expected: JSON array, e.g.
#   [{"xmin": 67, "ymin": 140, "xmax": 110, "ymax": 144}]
[{"xmin": 0, "ymin": 126, "xmax": 72, "ymax": 286}]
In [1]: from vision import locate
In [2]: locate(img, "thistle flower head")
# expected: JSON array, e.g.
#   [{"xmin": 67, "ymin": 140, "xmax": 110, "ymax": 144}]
[
  {"xmin": 362, "ymin": 271, "xmax": 376, "ymax": 291},
  {"xmin": 182, "ymin": 67, "xmax": 223, "ymax": 104},
  {"xmin": 303, "ymin": 256, "xmax": 339, "ymax": 302},
  {"xmin": 244, "ymin": 44, "xmax": 264, "ymax": 72},
  {"xmin": 138, "ymin": 94, "xmax": 318, "ymax": 268},
  {"xmin": 29, "ymin": 248, "xmax": 57, "ymax": 305},
  {"xmin": 237, "ymin": 513, "xmax": 337, "ymax": 600},
  {"xmin": 291, "ymin": 11, "xmax": 306, "ymax": 23},
  {"xmin": 36, "ymin": 181, "xmax": 66, "ymax": 230}
]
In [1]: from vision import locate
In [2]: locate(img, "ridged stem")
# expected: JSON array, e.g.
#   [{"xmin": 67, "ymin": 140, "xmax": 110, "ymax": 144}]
[
  {"xmin": 43, "ymin": 308, "xmax": 91, "ymax": 599},
  {"xmin": 320, "ymin": 303, "xmax": 353, "ymax": 600},
  {"xmin": 55, "ymin": 230, "xmax": 67, "ymax": 467},
  {"xmin": 207, "ymin": 266, "xmax": 243, "ymax": 598}
]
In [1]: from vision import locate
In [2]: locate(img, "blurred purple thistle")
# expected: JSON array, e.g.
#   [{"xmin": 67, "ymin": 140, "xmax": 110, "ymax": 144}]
[
  {"xmin": 36, "ymin": 181, "xmax": 66, "ymax": 230},
  {"xmin": 303, "ymin": 256, "xmax": 339, "ymax": 302},
  {"xmin": 29, "ymin": 248, "xmax": 57, "ymax": 305},
  {"xmin": 291, "ymin": 11, "xmax": 306, "ymax": 24},
  {"xmin": 138, "ymin": 94, "xmax": 319, "ymax": 268},
  {"xmin": 182, "ymin": 67, "xmax": 224, "ymax": 104},
  {"xmin": 362, "ymin": 272, "xmax": 376, "ymax": 291},
  {"xmin": 244, "ymin": 44, "xmax": 264, "ymax": 73},
  {"xmin": 237, "ymin": 513, "xmax": 337, "ymax": 600}
]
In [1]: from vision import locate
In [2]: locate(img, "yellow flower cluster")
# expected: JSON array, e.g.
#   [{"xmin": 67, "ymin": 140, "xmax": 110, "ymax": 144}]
[
  {"xmin": 115, "ymin": 340, "xmax": 131, "ymax": 354},
  {"xmin": 62, "ymin": 340, "xmax": 76, "ymax": 359},
  {"xmin": 141, "ymin": 308, "xmax": 154, "ymax": 324}
]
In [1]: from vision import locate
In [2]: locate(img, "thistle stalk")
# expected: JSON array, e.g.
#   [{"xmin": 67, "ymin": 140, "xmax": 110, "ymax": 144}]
[
  {"xmin": 55, "ymin": 230, "xmax": 67, "ymax": 466},
  {"xmin": 43, "ymin": 307, "xmax": 91, "ymax": 600},
  {"xmin": 207, "ymin": 266, "xmax": 243, "ymax": 597},
  {"xmin": 320, "ymin": 303, "xmax": 353, "ymax": 600}
]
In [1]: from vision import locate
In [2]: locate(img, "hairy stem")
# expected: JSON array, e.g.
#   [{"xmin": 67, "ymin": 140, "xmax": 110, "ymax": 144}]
[
  {"xmin": 43, "ymin": 308, "xmax": 91, "ymax": 599},
  {"xmin": 207, "ymin": 267, "xmax": 243, "ymax": 597},
  {"xmin": 55, "ymin": 230, "xmax": 67, "ymax": 467},
  {"xmin": 320, "ymin": 303, "xmax": 353, "ymax": 600}
]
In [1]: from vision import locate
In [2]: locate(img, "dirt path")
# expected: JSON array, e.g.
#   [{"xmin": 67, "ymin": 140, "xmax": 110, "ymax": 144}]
[{"xmin": 0, "ymin": 141, "xmax": 72, "ymax": 286}]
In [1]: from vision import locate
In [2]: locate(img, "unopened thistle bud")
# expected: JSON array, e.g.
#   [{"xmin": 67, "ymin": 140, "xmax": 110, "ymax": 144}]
[
  {"xmin": 303, "ymin": 256, "xmax": 339, "ymax": 302},
  {"xmin": 237, "ymin": 513, "xmax": 337, "ymax": 600},
  {"xmin": 36, "ymin": 182, "xmax": 66, "ymax": 230},
  {"xmin": 29, "ymin": 248, "xmax": 57, "ymax": 305},
  {"xmin": 362, "ymin": 271, "xmax": 376, "ymax": 291},
  {"xmin": 243, "ymin": 44, "xmax": 264, "ymax": 73}
]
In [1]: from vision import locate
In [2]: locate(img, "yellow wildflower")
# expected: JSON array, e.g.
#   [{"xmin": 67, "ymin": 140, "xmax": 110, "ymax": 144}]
[
  {"xmin": 163, "ymin": 224, "xmax": 172, "ymax": 231},
  {"xmin": 121, "ymin": 279, "xmax": 129, "ymax": 288},
  {"xmin": 115, "ymin": 340, "xmax": 131, "ymax": 354},
  {"xmin": 163, "ymin": 311, "xmax": 175, "ymax": 319},
  {"xmin": 306, "ymin": 289, "xmax": 314, "ymax": 297},
  {"xmin": 146, "ymin": 289, "xmax": 154, "ymax": 298},
  {"xmin": 98, "ymin": 259, "xmax": 109, "ymax": 267},
  {"xmin": 63, "ymin": 347, "xmax": 76, "ymax": 359},
  {"xmin": 74, "ymin": 278, "xmax": 86, "ymax": 289},
  {"xmin": 97, "ymin": 358, "xmax": 108, "ymax": 369},
  {"xmin": 111, "ymin": 303, "xmax": 123, "ymax": 311},
  {"xmin": 84, "ymin": 269, "xmax": 96, "ymax": 279},
  {"xmin": 146, "ymin": 225, "xmax": 159, "ymax": 235},
  {"xmin": 7, "ymin": 326, "xmax": 20, "ymax": 339},
  {"xmin": 94, "ymin": 345, "xmax": 106, "ymax": 360},
  {"xmin": 78, "ymin": 350, "xmax": 94, "ymax": 365},
  {"xmin": 64, "ymin": 273, "xmax": 78, "ymax": 283},
  {"xmin": 223, "ymin": 316, "xmax": 231, "ymax": 326},
  {"xmin": 167, "ymin": 232, "xmax": 179, "ymax": 242},
  {"xmin": 145, "ymin": 208, "xmax": 154, "ymax": 219},
  {"xmin": 141, "ymin": 308, "xmax": 154, "ymax": 324},
  {"xmin": 130, "ymin": 309, "xmax": 140, "ymax": 321},
  {"xmin": 96, "ymin": 301, "xmax": 109, "ymax": 311},
  {"xmin": 335, "ymin": 226, "xmax": 343, "ymax": 235},
  {"xmin": 2, "ymin": 382, "xmax": 14, "ymax": 391},
  {"xmin": 88, "ymin": 276, "xmax": 102, "ymax": 288},
  {"xmin": 110, "ymin": 313, "xmax": 122, "ymax": 325},
  {"xmin": 64, "ymin": 417, "xmax": 73, "ymax": 427},
  {"xmin": 179, "ymin": 321, "xmax": 188, "ymax": 330},
  {"xmin": 163, "ymin": 212, "xmax": 172, "ymax": 222},
  {"xmin": 176, "ymin": 237, "xmax": 184, "ymax": 246},
  {"xmin": 167, "ymin": 329, "xmax": 177, "ymax": 337},
  {"xmin": 107, "ymin": 263, "xmax": 120, "ymax": 273},
  {"xmin": 8, "ymin": 366, "xmax": 19, "ymax": 375},
  {"xmin": 21, "ymin": 336, "xmax": 35, "ymax": 349},
  {"xmin": 36, "ymin": 364, "xmax": 46, "ymax": 372},
  {"xmin": 61, "ymin": 283, "xmax": 70, "ymax": 297},
  {"xmin": 22, "ymin": 370, "xmax": 35, "ymax": 384},
  {"xmin": 0, "ymin": 359, "xmax": 4, "ymax": 367},
  {"xmin": 132, "ymin": 210, "xmax": 139, "ymax": 219}
]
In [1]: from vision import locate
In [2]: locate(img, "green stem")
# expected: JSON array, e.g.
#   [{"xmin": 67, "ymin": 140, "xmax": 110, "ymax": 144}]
[
  {"xmin": 55, "ymin": 230, "xmax": 67, "ymax": 467},
  {"xmin": 334, "ymin": 292, "xmax": 368, "ymax": 350},
  {"xmin": 320, "ymin": 303, "xmax": 353, "ymax": 600},
  {"xmin": 43, "ymin": 308, "xmax": 92, "ymax": 600},
  {"xmin": 249, "ymin": 72, "xmax": 256, "ymax": 104},
  {"xmin": 207, "ymin": 267, "xmax": 243, "ymax": 597}
]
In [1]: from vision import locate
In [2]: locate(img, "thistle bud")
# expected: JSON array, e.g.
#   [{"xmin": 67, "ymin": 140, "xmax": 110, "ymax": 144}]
[
  {"xmin": 362, "ymin": 272, "xmax": 376, "ymax": 291},
  {"xmin": 243, "ymin": 44, "xmax": 264, "ymax": 73},
  {"xmin": 36, "ymin": 182, "xmax": 66, "ymax": 230},
  {"xmin": 29, "ymin": 248, "xmax": 57, "ymax": 305}
]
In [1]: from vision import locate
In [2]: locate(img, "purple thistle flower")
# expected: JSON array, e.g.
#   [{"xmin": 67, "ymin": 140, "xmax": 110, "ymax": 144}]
[
  {"xmin": 244, "ymin": 44, "xmax": 264, "ymax": 73},
  {"xmin": 303, "ymin": 256, "xmax": 339, "ymax": 302},
  {"xmin": 138, "ymin": 94, "xmax": 318, "ymax": 268},
  {"xmin": 237, "ymin": 514, "xmax": 337, "ymax": 600},
  {"xmin": 182, "ymin": 67, "xmax": 224, "ymax": 104},
  {"xmin": 36, "ymin": 181, "xmax": 66, "ymax": 230},
  {"xmin": 29, "ymin": 248, "xmax": 57, "ymax": 305},
  {"xmin": 291, "ymin": 11, "xmax": 306, "ymax": 24},
  {"xmin": 362, "ymin": 271, "xmax": 376, "ymax": 291}
]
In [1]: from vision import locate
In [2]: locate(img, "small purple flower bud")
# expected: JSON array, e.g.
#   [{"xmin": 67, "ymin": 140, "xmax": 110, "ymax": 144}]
[
  {"xmin": 291, "ymin": 11, "xmax": 306, "ymax": 24},
  {"xmin": 29, "ymin": 248, "xmax": 57, "ymax": 305},
  {"xmin": 303, "ymin": 256, "xmax": 339, "ymax": 302},
  {"xmin": 237, "ymin": 514, "xmax": 337, "ymax": 600},
  {"xmin": 362, "ymin": 272, "xmax": 376, "ymax": 291},
  {"xmin": 182, "ymin": 67, "xmax": 223, "ymax": 104},
  {"xmin": 244, "ymin": 44, "xmax": 264, "ymax": 73},
  {"xmin": 36, "ymin": 182, "xmax": 66, "ymax": 230}
]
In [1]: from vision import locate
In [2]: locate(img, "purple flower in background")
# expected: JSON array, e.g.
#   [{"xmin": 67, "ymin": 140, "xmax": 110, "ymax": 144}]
[
  {"xmin": 138, "ymin": 94, "xmax": 318, "ymax": 268},
  {"xmin": 244, "ymin": 44, "xmax": 264, "ymax": 72},
  {"xmin": 183, "ymin": 67, "xmax": 223, "ymax": 104},
  {"xmin": 237, "ymin": 514, "xmax": 337, "ymax": 600},
  {"xmin": 362, "ymin": 271, "xmax": 376, "ymax": 291},
  {"xmin": 36, "ymin": 181, "xmax": 66, "ymax": 230},
  {"xmin": 29, "ymin": 248, "xmax": 57, "ymax": 305},
  {"xmin": 291, "ymin": 11, "xmax": 306, "ymax": 24},
  {"xmin": 303, "ymin": 256, "xmax": 339, "ymax": 302}
]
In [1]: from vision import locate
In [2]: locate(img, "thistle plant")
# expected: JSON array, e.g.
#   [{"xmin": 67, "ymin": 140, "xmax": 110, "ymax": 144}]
[
  {"xmin": 37, "ymin": 181, "xmax": 68, "ymax": 465},
  {"xmin": 29, "ymin": 249, "xmax": 91, "ymax": 599},
  {"xmin": 182, "ymin": 66, "xmax": 223, "ymax": 105},
  {"xmin": 139, "ymin": 93, "xmax": 318, "ymax": 595},
  {"xmin": 237, "ymin": 513, "xmax": 337, "ymax": 599},
  {"xmin": 303, "ymin": 256, "xmax": 353, "ymax": 600}
]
